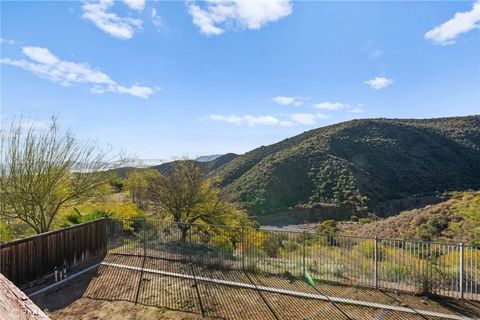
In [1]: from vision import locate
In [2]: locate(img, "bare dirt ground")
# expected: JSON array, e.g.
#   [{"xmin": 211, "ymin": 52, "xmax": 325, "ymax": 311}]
[{"xmin": 29, "ymin": 253, "xmax": 480, "ymax": 320}]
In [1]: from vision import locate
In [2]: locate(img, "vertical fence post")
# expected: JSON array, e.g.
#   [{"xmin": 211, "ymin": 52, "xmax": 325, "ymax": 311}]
[
  {"xmin": 241, "ymin": 226, "xmax": 245, "ymax": 271},
  {"xmin": 143, "ymin": 219, "xmax": 147, "ymax": 258},
  {"xmin": 374, "ymin": 236, "xmax": 378, "ymax": 289},
  {"xmin": 189, "ymin": 225, "xmax": 193, "ymax": 263},
  {"xmin": 460, "ymin": 242, "xmax": 464, "ymax": 299},
  {"xmin": 303, "ymin": 231, "xmax": 306, "ymax": 277},
  {"xmin": 104, "ymin": 217, "xmax": 109, "ymax": 254}
]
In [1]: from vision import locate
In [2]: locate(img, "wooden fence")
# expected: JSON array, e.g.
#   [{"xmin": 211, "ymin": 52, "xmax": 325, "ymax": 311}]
[{"xmin": 0, "ymin": 218, "xmax": 107, "ymax": 286}]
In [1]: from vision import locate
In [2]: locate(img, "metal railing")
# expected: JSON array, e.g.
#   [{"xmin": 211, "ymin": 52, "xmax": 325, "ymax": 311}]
[{"xmin": 105, "ymin": 218, "xmax": 479, "ymax": 300}]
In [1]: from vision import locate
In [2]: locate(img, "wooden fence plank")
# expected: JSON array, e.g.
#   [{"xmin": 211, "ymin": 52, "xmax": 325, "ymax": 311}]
[{"xmin": 0, "ymin": 219, "xmax": 107, "ymax": 286}]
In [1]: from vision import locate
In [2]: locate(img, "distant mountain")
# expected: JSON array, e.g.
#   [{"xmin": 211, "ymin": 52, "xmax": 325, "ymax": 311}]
[
  {"xmin": 196, "ymin": 154, "xmax": 223, "ymax": 162},
  {"xmin": 118, "ymin": 159, "xmax": 166, "ymax": 168},
  {"xmin": 213, "ymin": 116, "xmax": 480, "ymax": 218},
  {"xmin": 109, "ymin": 159, "xmax": 166, "ymax": 178},
  {"xmin": 153, "ymin": 153, "xmax": 238, "ymax": 175},
  {"xmin": 205, "ymin": 153, "xmax": 238, "ymax": 172}
]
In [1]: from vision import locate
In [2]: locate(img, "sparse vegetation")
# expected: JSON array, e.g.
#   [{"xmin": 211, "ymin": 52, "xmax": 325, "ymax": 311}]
[
  {"xmin": 0, "ymin": 118, "xmax": 125, "ymax": 235},
  {"xmin": 340, "ymin": 191, "xmax": 480, "ymax": 244},
  {"xmin": 214, "ymin": 116, "xmax": 480, "ymax": 217},
  {"xmin": 315, "ymin": 219, "xmax": 337, "ymax": 235}
]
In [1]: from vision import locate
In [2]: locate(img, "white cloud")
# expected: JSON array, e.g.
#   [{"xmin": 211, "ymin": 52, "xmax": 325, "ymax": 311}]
[
  {"xmin": 0, "ymin": 38, "xmax": 15, "ymax": 45},
  {"xmin": 209, "ymin": 115, "xmax": 243, "ymax": 124},
  {"xmin": 313, "ymin": 102, "xmax": 345, "ymax": 110},
  {"xmin": 112, "ymin": 85, "xmax": 155, "ymax": 98},
  {"xmin": 82, "ymin": 0, "xmax": 142, "ymax": 40},
  {"xmin": 208, "ymin": 112, "xmax": 329, "ymax": 127},
  {"xmin": 151, "ymin": 8, "xmax": 162, "ymax": 27},
  {"xmin": 290, "ymin": 113, "xmax": 330, "ymax": 125},
  {"xmin": 313, "ymin": 101, "xmax": 364, "ymax": 114},
  {"xmin": 425, "ymin": 1, "xmax": 480, "ymax": 45},
  {"xmin": 209, "ymin": 114, "xmax": 288, "ymax": 126},
  {"xmin": 22, "ymin": 47, "xmax": 60, "ymax": 65},
  {"xmin": 122, "ymin": 0, "xmax": 145, "ymax": 11},
  {"xmin": 244, "ymin": 115, "xmax": 284, "ymax": 126},
  {"xmin": 364, "ymin": 77, "xmax": 394, "ymax": 90},
  {"xmin": 188, "ymin": 3, "xmax": 224, "ymax": 35},
  {"xmin": 187, "ymin": 0, "xmax": 293, "ymax": 36},
  {"xmin": 1, "ymin": 46, "xmax": 155, "ymax": 98},
  {"xmin": 348, "ymin": 106, "xmax": 363, "ymax": 114},
  {"xmin": 272, "ymin": 96, "xmax": 303, "ymax": 106},
  {"xmin": 315, "ymin": 112, "xmax": 331, "ymax": 119},
  {"xmin": 290, "ymin": 113, "xmax": 317, "ymax": 125},
  {"xmin": 211, "ymin": 115, "xmax": 272, "ymax": 126}
]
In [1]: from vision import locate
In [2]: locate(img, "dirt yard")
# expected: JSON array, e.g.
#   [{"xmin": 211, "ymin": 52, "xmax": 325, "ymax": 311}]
[{"xmin": 28, "ymin": 254, "xmax": 480, "ymax": 320}]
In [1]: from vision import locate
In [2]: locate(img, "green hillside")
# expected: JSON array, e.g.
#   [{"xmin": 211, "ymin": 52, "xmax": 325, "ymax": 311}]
[
  {"xmin": 339, "ymin": 191, "xmax": 480, "ymax": 244},
  {"xmin": 214, "ymin": 116, "xmax": 480, "ymax": 217}
]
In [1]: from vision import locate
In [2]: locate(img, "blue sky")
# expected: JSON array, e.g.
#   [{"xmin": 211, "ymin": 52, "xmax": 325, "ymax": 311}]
[{"xmin": 1, "ymin": 1, "xmax": 479, "ymax": 160}]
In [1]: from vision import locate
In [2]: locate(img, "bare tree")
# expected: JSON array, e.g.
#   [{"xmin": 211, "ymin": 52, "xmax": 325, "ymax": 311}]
[
  {"xmin": 146, "ymin": 160, "xmax": 240, "ymax": 240},
  {"xmin": 0, "ymin": 118, "xmax": 125, "ymax": 234}
]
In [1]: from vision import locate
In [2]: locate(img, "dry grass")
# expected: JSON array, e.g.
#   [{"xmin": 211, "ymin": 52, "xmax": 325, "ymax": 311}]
[{"xmin": 339, "ymin": 191, "xmax": 480, "ymax": 243}]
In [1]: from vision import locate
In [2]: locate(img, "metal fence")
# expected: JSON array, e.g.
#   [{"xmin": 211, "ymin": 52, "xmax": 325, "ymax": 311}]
[{"xmin": 106, "ymin": 218, "xmax": 479, "ymax": 301}]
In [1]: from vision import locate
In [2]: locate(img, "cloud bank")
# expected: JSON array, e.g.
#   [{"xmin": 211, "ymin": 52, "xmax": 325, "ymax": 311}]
[
  {"xmin": 425, "ymin": 1, "xmax": 480, "ymax": 45},
  {"xmin": 1, "ymin": 46, "xmax": 155, "ymax": 98},
  {"xmin": 208, "ymin": 112, "xmax": 329, "ymax": 127},
  {"xmin": 82, "ymin": 0, "xmax": 143, "ymax": 40},
  {"xmin": 187, "ymin": 0, "xmax": 293, "ymax": 36},
  {"xmin": 272, "ymin": 96, "xmax": 303, "ymax": 106}
]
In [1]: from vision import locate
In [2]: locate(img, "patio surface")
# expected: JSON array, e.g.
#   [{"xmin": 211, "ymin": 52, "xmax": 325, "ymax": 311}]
[{"xmin": 29, "ymin": 253, "xmax": 480, "ymax": 320}]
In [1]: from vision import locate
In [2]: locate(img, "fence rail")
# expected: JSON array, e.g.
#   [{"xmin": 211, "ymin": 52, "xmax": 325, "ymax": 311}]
[
  {"xmin": 107, "ymin": 218, "xmax": 480, "ymax": 300},
  {"xmin": 0, "ymin": 219, "xmax": 107, "ymax": 285}
]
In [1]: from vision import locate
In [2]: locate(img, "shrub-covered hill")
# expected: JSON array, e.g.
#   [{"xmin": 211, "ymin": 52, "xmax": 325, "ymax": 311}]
[
  {"xmin": 213, "ymin": 116, "xmax": 480, "ymax": 217},
  {"xmin": 339, "ymin": 191, "xmax": 480, "ymax": 244},
  {"xmin": 154, "ymin": 153, "xmax": 238, "ymax": 174}
]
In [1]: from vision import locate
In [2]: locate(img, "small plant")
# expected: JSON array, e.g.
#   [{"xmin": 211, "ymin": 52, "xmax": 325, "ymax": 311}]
[
  {"xmin": 63, "ymin": 208, "xmax": 110, "ymax": 226},
  {"xmin": 354, "ymin": 240, "xmax": 385, "ymax": 261},
  {"xmin": 382, "ymin": 263, "xmax": 408, "ymax": 282},
  {"xmin": 359, "ymin": 218, "xmax": 371, "ymax": 224},
  {"xmin": 210, "ymin": 234, "xmax": 235, "ymax": 256},
  {"xmin": 316, "ymin": 219, "xmax": 338, "ymax": 235},
  {"xmin": 333, "ymin": 264, "xmax": 347, "ymax": 279}
]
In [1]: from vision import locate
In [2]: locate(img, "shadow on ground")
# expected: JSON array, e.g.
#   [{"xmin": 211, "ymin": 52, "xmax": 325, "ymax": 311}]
[{"xmin": 30, "ymin": 253, "xmax": 480, "ymax": 320}]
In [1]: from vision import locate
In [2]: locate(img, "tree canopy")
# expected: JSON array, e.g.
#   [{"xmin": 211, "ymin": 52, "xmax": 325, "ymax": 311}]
[
  {"xmin": 145, "ymin": 160, "xmax": 249, "ymax": 239},
  {"xmin": 0, "ymin": 118, "xmax": 124, "ymax": 234}
]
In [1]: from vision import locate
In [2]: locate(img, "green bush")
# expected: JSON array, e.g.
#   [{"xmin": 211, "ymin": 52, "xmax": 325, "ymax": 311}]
[
  {"xmin": 63, "ymin": 208, "xmax": 109, "ymax": 226},
  {"xmin": 316, "ymin": 220, "xmax": 337, "ymax": 235},
  {"xmin": 359, "ymin": 218, "xmax": 371, "ymax": 224},
  {"xmin": 382, "ymin": 263, "xmax": 408, "ymax": 282},
  {"xmin": 210, "ymin": 234, "xmax": 235, "ymax": 256},
  {"xmin": 354, "ymin": 240, "xmax": 385, "ymax": 261},
  {"xmin": 416, "ymin": 217, "xmax": 448, "ymax": 241},
  {"xmin": 282, "ymin": 240, "xmax": 300, "ymax": 253},
  {"xmin": 0, "ymin": 221, "xmax": 12, "ymax": 243},
  {"xmin": 262, "ymin": 233, "xmax": 288, "ymax": 257}
]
